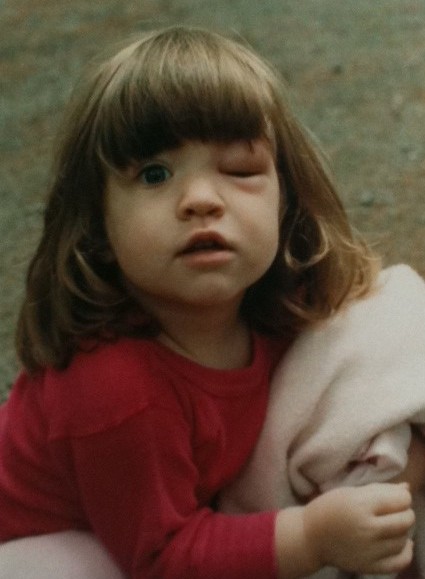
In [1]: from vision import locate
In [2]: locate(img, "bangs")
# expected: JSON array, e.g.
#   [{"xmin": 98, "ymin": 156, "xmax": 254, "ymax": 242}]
[{"xmin": 92, "ymin": 28, "xmax": 278, "ymax": 169}]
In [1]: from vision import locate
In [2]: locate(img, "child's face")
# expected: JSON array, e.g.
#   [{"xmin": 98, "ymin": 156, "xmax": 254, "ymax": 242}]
[{"xmin": 104, "ymin": 139, "xmax": 281, "ymax": 314}]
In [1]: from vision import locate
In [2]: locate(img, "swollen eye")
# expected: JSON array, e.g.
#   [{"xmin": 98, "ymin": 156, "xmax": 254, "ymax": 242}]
[
  {"xmin": 230, "ymin": 170, "xmax": 259, "ymax": 178},
  {"xmin": 139, "ymin": 164, "xmax": 171, "ymax": 185}
]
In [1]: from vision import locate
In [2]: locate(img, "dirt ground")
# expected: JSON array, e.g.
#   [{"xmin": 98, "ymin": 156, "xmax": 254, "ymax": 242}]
[{"xmin": 1, "ymin": 0, "xmax": 424, "ymax": 399}]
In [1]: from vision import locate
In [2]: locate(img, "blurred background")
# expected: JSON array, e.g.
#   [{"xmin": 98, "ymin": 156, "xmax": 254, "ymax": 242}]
[{"xmin": 1, "ymin": 0, "xmax": 424, "ymax": 399}]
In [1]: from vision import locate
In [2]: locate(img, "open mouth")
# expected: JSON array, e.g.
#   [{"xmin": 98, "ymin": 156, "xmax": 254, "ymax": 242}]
[
  {"xmin": 180, "ymin": 232, "xmax": 231, "ymax": 256},
  {"xmin": 182, "ymin": 240, "xmax": 227, "ymax": 254}
]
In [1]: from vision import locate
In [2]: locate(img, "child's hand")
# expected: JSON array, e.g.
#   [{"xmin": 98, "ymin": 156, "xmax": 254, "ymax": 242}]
[
  {"xmin": 303, "ymin": 482, "xmax": 415, "ymax": 575},
  {"xmin": 275, "ymin": 482, "xmax": 414, "ymax": 579}
]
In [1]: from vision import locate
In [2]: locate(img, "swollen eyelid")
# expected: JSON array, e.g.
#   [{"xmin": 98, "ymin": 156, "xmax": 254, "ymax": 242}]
[{"xmin": 227, "ymin": 164, "xmax": 265, "ymax": 177}]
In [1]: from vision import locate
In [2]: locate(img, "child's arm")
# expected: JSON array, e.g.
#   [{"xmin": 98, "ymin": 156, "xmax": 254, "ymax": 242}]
[{"xmin": 275, "ymin": 482, "xmax": 414, "ymax": 579}]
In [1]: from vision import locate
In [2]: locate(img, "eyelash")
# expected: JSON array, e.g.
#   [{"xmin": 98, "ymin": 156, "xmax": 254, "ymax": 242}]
[{"xmin": 228, "ymin": 170, "xmax": 260, "ymax": 178}]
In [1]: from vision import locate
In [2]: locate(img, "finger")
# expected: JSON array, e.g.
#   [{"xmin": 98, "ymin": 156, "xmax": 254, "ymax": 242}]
[
  {"xmin": 376, "ymin": 508, "xmax": 415, "ymax": 538},
  {"xmin": 372, "ymin": 483, "xmax": 412, "ymax": 515},
  {"xmin": 370, "ymin": 538, "xmax": 414, "ymax": 575},
  {"xmin": 374, "ymin": 536, "xmax": 413, "ymax": 559}
]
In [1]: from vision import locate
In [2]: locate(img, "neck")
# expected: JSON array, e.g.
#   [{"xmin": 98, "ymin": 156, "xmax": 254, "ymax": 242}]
[{"xmin": 149, "ymin": 301, "xmax": 252, "ymax": 369}]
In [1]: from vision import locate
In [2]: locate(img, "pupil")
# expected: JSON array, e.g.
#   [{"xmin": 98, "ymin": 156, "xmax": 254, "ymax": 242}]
[{"xmin": 144, "ymin": 165, "xmax": 167, "ymax": 184}]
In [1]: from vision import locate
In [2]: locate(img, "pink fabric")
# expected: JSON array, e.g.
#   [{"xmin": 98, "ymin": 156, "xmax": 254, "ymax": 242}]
[{"xmin": 221, "ymin": 265, "xmax": 425, "ymax": 578}]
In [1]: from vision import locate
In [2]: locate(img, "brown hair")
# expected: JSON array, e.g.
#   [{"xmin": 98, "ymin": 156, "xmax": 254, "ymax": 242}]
[{"xmin": 16, "ymin": 25, "xmax": 379, "ymax": 373}]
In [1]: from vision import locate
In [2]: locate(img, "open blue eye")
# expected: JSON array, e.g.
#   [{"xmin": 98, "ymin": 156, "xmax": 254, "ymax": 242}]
[{"xmin": 139, "ymin": 164, "xmax": 171, "ymax": 185}]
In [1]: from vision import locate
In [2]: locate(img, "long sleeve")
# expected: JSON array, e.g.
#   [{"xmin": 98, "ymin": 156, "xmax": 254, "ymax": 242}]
[
  {"xmin": 57, "ymin": 405, "xmax": 278, "ymax": 579},
  {"xmin": 0, "ymin": 334, "xmax": 283, "ymax": 579}
]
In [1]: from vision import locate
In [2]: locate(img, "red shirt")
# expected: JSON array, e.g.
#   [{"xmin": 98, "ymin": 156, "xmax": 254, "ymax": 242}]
[{"xmin": 0, "ymin": 335, "xmax": 284, "ymax": 578}]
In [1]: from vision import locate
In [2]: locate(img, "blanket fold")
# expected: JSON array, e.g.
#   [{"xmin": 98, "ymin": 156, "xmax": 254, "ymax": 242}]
[{"xmin": 220, "ymin": 264, "xmax": 425, "ymax": 578}]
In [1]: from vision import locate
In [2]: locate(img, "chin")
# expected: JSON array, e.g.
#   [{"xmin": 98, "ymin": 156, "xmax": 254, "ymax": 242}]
[{"xmin": 184, "ymin": 288, "xmax": 244, "ymax": 309}]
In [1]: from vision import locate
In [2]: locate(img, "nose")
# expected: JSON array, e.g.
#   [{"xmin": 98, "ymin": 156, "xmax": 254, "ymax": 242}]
[{"xmin": 177, "ymin": 175, "xmax": 225, "ymax": 220}]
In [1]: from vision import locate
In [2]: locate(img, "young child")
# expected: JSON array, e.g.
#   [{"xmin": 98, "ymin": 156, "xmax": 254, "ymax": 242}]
[{"xmin": 0, "ymin": 25, "xmax": 415, "ymax": 579}]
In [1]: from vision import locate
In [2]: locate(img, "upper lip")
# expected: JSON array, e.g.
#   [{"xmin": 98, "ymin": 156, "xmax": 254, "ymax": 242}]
[{"xmin": 178, "ymin": 231, "xmax": 233, "ymax": 255}]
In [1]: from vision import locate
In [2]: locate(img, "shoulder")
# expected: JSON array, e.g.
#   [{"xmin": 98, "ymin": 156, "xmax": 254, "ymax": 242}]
[
  {"xmin": 300, "ymin": 264, "xmax": 425, "ymax": 348},
  {"xmin": 336, "ymin": 263, "xmax": 425, "ymax": 340},
  {"xmin": 43, "ymin": 338, "xmax": 172, "ymax": 438},
  {"xmin": 56, "ymin": 338, "xmax": 159, "ymax": 390},
  {"xmin": 273, "ymin": 264, "xmax": 425, "ymax": 383}
]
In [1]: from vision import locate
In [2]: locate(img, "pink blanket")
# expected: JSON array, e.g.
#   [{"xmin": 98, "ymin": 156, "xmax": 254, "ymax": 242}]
[{"xmin": 221, "ymin": 265, "xmax": 425, "ymax": 578}]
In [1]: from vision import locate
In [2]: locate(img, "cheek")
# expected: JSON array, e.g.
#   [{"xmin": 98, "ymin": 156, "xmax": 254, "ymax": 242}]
[
  {"xmin": 248, "ymin": 197, "xmax": 281, "ymax": 268},
  {"xmin": 108, "ymin": 225, "xmax": 150, "ymax": 270},
  {"xmin": 268, "ymin": 183, "xmax": 283, "ymax": 240},
  {"xmin": 264, "ymin": 190, "xmax": 282, "ymax": 262},
  {"xmin": 104, "ymin": 212, "xmax": 140, "ymax": 272},
  {"xmin": 105, "ymin": 199, "xmax": 146, "ymax": 249}
]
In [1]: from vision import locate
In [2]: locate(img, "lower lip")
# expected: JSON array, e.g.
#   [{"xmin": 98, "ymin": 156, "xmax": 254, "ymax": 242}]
[{"xmin": 179, "ymin": 250, "xmax": 234, "ymax": 268}]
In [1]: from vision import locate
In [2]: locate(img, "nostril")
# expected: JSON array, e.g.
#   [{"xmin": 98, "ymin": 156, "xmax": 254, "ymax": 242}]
[{"xmin": 179, "ymin": 199, "xmax": 225, "ymax": 220}]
